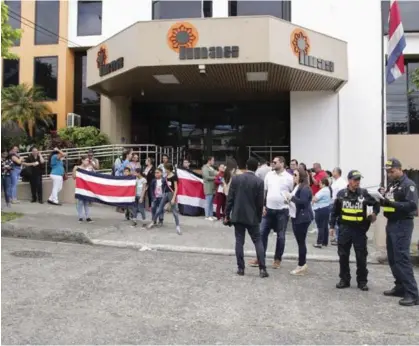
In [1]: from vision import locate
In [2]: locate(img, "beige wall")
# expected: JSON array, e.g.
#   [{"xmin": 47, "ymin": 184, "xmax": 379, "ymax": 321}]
[
  {"xmin": 87, "ymin": 16, "xmax": 348, "ymax": 88},
  {"xmin": 387, "ymin": 135, "xmax": 419, "ymax": 169},
  {"xmin": 100, "ymin": 96, "xmax": 132, "ymax": 143}
]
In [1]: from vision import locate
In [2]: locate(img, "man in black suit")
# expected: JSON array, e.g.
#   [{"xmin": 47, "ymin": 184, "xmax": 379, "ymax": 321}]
[{"xmin": 225, "ymin": 157, "xmax": 269, "ymax": 278}]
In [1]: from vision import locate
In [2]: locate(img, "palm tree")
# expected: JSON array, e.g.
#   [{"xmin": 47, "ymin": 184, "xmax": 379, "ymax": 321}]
[{"xmin": 1, "ymin": 83, "xmax": 53, "ymax": 138}]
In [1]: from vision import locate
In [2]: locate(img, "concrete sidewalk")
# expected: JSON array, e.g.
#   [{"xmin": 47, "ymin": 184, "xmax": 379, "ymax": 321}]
[{"xmin": 2, "ymin": 201, "xmax": 385, "ymax": 264}]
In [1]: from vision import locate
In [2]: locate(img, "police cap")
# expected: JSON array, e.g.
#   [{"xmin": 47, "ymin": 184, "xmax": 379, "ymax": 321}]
[
  {"xmin": 347, "ymin": 170, "xmax": 363, "ymax": 180},
  {"xmin": 385, "ymin": 158, "xmax": 402, "ymax": 170}
]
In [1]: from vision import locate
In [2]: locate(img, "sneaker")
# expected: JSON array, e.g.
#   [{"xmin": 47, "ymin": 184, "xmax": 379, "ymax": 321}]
[
  {"xmin": 308, "ymin": 228, "xmax": 318, "ymax": 234},
  {"xmin": 11, "ymin": 200, "xmax": 20, "ymax": 204},
  {"xmin": 331, "ymin": 239, "xmax": 338, "ymax": 246},
  {"xmin": 157, "ymin": 221, "xmax": 163, "ymax": 228},
  {"xmin": 313, "ymin": 244, "xmax": 322, "ymax": 248},
  {"xmin": 272, "ymin": 260, "xmax": 281, "ymax": 269},
  {"xmin": 176, "ymin": 226, "xmax": 182, "ymax": 235},
  {"xmin": 248, "ymin": 259, "xmax": 259, "ymax": 267},
  {"xmin": 290, "ymin": 264, "xmax": 308, "ymax": 276},
  {"xmin": 78, "ymin": 218, "xmax": 83, "ymax": 222},
  {"xmin": 131, "ymin": 220, "xmax": 137, "ymax": 226},
  {"xmin": 146, "ymin": 222, "xmax": 154, "ymax": 229},
  {"xmin": 86, "ymin": 218, "xmax": 93, "ymax": 223}
]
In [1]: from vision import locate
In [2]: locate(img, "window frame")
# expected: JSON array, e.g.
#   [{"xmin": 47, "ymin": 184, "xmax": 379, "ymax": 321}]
[
  {"xmin": 34, "ymin": 0, "xmax": 60, "ymax": 45},
  {"xmin": 152, "ymin": 0, "xmax": 213, "ymax": 20},
  {"xmin": 5, "ymin": 0, "xmax": 21, "ymax": 46},
  {"xmin": 77, "ymin": 0, "xmax": 103, "ymax": 37},
  {"xmin": 33, "ymin": 56, "xmax": 59, "ymax": 101},
  {"xmin": 381, "ymin": 1, "xmax": 419, "ymax": 34},
  {"xmin": 228, "ymin": 0, "xmax": 291, "ymax": 21},
  {"xmin": 2, "ymin": 59, "xmax": 20, "ymax": 88}
]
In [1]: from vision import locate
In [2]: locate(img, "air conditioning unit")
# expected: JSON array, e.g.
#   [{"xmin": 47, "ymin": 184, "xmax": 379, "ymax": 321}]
[{"xmin": 66, "ymin": 113, "xmax": 81, "ymax": 127}]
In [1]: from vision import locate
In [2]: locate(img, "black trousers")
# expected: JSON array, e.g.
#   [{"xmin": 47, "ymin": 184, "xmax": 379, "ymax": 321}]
[
  {"xmin": 338, "ymin": 225, "xmax": 368, "ymax": 284},
  {"xmin": 234, "ymin": 223, "xmax": 266, "ymax": 270},
  {"xmin": 30, "ymin": 174, "xmax": 43, "ymax": 201},
  {"xmin": 386, "ymin": 219, "xmax": 419, "ymax": 299}
]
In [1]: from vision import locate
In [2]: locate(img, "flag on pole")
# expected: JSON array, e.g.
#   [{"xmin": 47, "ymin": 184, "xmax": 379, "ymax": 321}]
[
  {"xmin": 75, "ymin": 168, "xmax": 136, "ymax": 207},
  {"xmin": 386, "ymin": 0, "xmax": 406, "ymax": 84}
]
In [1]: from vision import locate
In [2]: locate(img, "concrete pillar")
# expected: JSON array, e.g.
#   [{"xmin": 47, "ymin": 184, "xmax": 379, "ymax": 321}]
[{"xmin": 100, "ymin": 95, "xmax": 131, "ymax": 143}]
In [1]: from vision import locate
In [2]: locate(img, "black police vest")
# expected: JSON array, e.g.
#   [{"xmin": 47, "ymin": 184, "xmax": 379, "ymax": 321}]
[{"xmin": 340, "ymin": 190, "xmax": 367, "ymax": 225}]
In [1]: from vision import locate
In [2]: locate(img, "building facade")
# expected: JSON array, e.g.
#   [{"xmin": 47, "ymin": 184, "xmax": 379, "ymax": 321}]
[{"xmin": 2, "ymin": 0, "xmax": 419, "ymax": 186}]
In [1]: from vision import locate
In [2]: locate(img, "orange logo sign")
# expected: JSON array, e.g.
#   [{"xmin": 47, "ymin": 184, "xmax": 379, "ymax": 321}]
[
  {"xmin": 290, "ymin": 28, "xmax": 310, "ymax": 57},
  {"xmin": 96, "ymin": 45, "xmax": 108, "ymax": 68},
  {"xmin": 167, "ymin": 22, "xmax": 199, "ymax": 53}
]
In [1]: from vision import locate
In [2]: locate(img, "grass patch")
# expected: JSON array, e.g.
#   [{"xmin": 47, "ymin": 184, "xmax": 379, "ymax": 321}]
[{"xmin": 1, "ymin": 212, "xmax": 23, "ymax": 223}]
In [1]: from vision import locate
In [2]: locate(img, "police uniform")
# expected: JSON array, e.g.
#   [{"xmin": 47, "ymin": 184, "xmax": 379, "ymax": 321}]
[
  {"xmin": 330, "ymin": 170, "xmax": 380, "ymax": 291},
  {"xmin": 381, "ymin": 158, "xmax": 419, "ymax": 306}
]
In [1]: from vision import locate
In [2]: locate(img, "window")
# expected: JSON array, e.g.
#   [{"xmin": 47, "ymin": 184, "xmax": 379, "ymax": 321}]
[
  {"xmin": 152, "ymin": 0, "xmax": 212, "ymax": 19},
  {"xmin": 77, "ymin": 1, "xmax": 102, "ymax": 36},
  {"xmin": 229, "ymin": 1, "xmax": 291, "ymax": 20},
  {"xmin": 386, "ymin": 60, "xmax": 419, "ymax": 134},
  {"xmin": 34, "ymin": 56, "xmax": 58, "ymax": 100},
  {"xmin": 35, "ymin": 0, "xmax": 60, "ymax": 45},
  {"xmin": 2, "ymin": 59, "xmax": 20, "ymax": 87},
  {"xmin": 73, "ymin": 52, "xmax": 101, "ymax": 128},
  {"xmin": 382, "ymin": 1, "xmax": 419, "ymax": 33},
  {"xmin": 34, "ymin": 114, "xmax": 57, "ymax": 140},
  {"xmin": 5, "ymin": 0, "xmax": 21, "ymax": 46}
]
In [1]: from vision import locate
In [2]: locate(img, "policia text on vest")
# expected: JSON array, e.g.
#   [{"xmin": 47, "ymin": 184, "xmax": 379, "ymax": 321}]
[{"xmin": 330, "ymin": 188, "xmax": 380, "ymax": 290}]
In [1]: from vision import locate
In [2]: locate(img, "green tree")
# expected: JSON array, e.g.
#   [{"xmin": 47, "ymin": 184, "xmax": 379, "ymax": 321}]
[
  {"xmin": 1, "ymin": 83, "xmax": 53, "ymax": 138},
  {"xmin": 57, "ymin": 126, "xmax": 110, "ymax": 148},
  {"xmin": 1, "ymin": 1, "xmax": 22, "ymax": 59},
  {"xmin": 411, "ymin": 68, "xmax": 419, "ymax": 90}
]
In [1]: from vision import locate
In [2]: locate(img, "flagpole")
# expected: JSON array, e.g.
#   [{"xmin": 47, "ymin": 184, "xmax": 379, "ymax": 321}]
[{"xmin": 380, "ymin": 2, "xmax": 386, "ymax": 187}]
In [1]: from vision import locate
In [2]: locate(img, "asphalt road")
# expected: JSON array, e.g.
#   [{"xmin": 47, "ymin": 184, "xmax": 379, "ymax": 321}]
[{"xmin": 2, "ymin": 238, "xmax": 419, "ymax": 345}]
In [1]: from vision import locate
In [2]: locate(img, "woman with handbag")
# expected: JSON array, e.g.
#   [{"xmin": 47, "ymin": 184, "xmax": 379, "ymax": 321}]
[{"xmin": 47, "ymin": 147, "xmax": 67, "ymax": 206}]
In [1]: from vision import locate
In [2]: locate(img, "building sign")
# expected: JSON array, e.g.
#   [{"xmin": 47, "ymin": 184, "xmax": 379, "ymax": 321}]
[
  {"xmin": 96, "ymin": 46, "xmax": 124, "ymax": 77},
  {"xmin": 290, "ymin": 28, "xmax": 334, "ymax": 73},
  {"xmin": 167, "ymin": 22, "xmax": 199, "ymax": 53},
  {"xmin": 179, "ymin": 46, "xmax": 239, "ymax": 60}
]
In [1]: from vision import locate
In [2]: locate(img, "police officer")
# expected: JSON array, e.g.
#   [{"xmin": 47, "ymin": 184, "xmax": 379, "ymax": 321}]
[
  {"xmin": 330, "ymin": 170, "xmax": 380, "ymax": 291},
  {"xmin": 380, "ymin": 158, "xmax": 419, "ymax": 307}
]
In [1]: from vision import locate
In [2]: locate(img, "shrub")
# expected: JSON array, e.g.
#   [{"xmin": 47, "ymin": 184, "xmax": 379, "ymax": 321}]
[
  {"xmin": 43, "ymin": 132, "xmax": 74, "ymax": 150},
  {"xmin": 57, "ymin": 126, "xmax": 110, "ymax": 148}
]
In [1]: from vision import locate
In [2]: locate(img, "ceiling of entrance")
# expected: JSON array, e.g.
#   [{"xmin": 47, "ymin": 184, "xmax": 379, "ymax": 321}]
[
  {"xmin": 87, "ymin": 16, "xmax": 348, "ymax": 99},
  {"xmin": 92, "ymin": 63, "xmax": 345, "ymax": 101}
]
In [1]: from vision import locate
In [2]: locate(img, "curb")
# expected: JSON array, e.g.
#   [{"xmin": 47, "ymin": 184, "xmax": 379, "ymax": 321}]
[
  {"xmin": 91, "ymin": 239, "xmax": 382, "ymax": 264},
  {"xmin": 1, "ymin": 224, "xmax": 93, "ymax": 245}
]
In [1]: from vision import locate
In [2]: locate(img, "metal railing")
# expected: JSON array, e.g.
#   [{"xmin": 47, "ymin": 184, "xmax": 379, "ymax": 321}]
[
  {"xmin": 247, "ymin": 146, "xmax": 290, "ymax": 163},
  {"xmin": 18, "ymin": 144, "xmax": 186, "ymax": 178}
]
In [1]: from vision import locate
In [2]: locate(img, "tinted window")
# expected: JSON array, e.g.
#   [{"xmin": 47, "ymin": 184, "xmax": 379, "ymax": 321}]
[
  {"xmin": 5, "ymin": 0, "xmax": 21, "ymax": 46},
  {"xmin": 35, "ymin": 0, "xmax": 60, "ymax": 45},
  {"xmin": 34, "ymin": 56, "xmax": 58, "ymax": 100},
  {"xmin": 152, "ymin": 1, "xmax": 212, "ymax": 19},
  {"xmin": 382, "ymin": 1, "xmax": 419, "ymax": 33},
  {"xmin": 77, "ymin": 1, "xmax": 102, "ymax": 36},
  {"xmin": 386, "ymin": 60, "xmax": 419, "ymax": 134},
  {"xmin": 2, "ymin": 59, "xmax": 20, "ymax": 87},
  {"xmin": 229, "ymin": 1, "xmax": 291, "ymax": 20}
]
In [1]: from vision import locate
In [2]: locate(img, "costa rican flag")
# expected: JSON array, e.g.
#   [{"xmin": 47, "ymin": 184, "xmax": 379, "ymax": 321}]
[
  {"xmin": 176, "ymin": 168, "xmax": 217, "ymax": 217},
  {"xmin": 75, "ymin": 168, "xmax": 136, "ymax": 207},
  {"xmin": 386, "ymin": 0, "xmax": 406, "ymax": 84}
]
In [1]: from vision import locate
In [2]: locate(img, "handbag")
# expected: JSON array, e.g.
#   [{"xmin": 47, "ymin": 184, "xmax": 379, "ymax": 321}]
[{"xmin": 63, "ymin": 172, "xmax": 68, "ymax": 181}]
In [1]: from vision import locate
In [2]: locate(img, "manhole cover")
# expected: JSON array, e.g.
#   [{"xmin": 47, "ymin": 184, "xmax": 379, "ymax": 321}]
[{"xmin": 10, "ymin": 251, "xmax": 52, "ymax": 258}]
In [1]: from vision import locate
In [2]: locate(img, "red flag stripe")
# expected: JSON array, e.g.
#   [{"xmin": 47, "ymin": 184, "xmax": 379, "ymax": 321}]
[
  {"xmin": 76, "ymin": 177, "xmax": 136, "ymax": 197},
  {"xmin": 178, "ymin": 177, "xmax": 205, "ymax": 199}
]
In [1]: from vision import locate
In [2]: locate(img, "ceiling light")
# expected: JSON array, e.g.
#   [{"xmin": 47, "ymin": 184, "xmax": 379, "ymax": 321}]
[
  {"xmin": 153, "ymin": 74, "xmax": 179, "ymax": 84},
  {"xmin": 246, "ymin": 72, "xmax": 268, "ymax": 82}
]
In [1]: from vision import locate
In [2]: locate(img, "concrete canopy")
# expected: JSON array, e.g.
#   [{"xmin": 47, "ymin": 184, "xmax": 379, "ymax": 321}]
[{"xmin": 87, "ymin": 16, "xmax": 348, "ymax": 101}]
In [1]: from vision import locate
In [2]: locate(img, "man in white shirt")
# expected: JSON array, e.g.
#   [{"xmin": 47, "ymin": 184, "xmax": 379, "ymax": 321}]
[
  {"xmin": 330, "ymin": 167, "xmax": 347, "ymax": 245},
  {"xmin": 249, "ymin": 156, "xmax": 294, "ymax": 269},
  {"xmin": 255, "ymin": 159, "xmax": 271, "ymax": 182}
]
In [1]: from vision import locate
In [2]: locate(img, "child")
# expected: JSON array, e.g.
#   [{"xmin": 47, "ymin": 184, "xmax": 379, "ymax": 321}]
[
  {"xmin": 148, "ymin": 163, "xmax": 181, "ymax": 235},
  {"xmin": 123, "ymin": 167, "xmax": 133, "ymax": 221},
  {"xmin": 214, "ymin": 164, "xmax": 226, "ymax": 220},
  {"xmin": 130, "ymin": 168, "xmax": 147, "ymax": 226},
  {"xmin": 147, "ymin": 168, "xmax": 165, "ymax": 227},
  {"xmin": 72, "ymin": 155, "xmax": 93, "ymax": 222}
]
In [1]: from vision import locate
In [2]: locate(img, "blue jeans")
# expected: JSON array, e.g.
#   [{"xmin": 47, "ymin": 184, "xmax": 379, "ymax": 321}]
[
  {"xmin": 10, "ymin": 167, "xmax": 21, "ymax": 200},
  {"xmin": 2, "ymin": 175, "xmax": 12, "ymax": 204},
  {"xmin": 292, "ymin": 219, "xmax": 310, "ymax": 266},
  {"xmin": 151, "ymin": 197, "xmax": 163, "ymax": 223},
  {"xmin": 315, "ymin": 206, "xmax": 330, "ymax": 246},
  {"xmin": 153, "ymin": 192, "xmax": 180, "ymax": 226},
  {"xmin": 76, "ymin": 199, "xmax": 90, "ymax": 219},
  {"xmin": 261, "ymin": 208, "xmax": 289, "ymax": 261},
  {"xmin": 205, "ymin": 194, "xmax": 214, "ymax": 217},
  {"xmin": 130, "ymin": 197, "xmax": 146, "ymax": 221}
]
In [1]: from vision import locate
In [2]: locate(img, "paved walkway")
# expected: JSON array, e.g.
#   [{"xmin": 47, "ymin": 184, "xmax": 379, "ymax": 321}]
[{"xmin": 2, "ymin": 202, "xmax": 384, "ymax": 263}]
